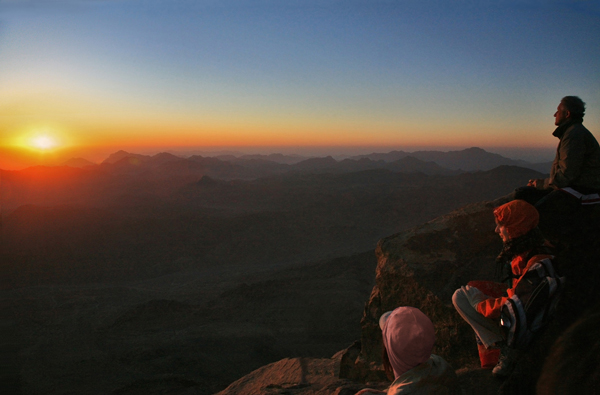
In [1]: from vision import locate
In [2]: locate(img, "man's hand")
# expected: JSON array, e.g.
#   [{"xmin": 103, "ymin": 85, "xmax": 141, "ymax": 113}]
[{"xmin": 527, "ymin": 178, "xmax": 546, "ymax": 190}]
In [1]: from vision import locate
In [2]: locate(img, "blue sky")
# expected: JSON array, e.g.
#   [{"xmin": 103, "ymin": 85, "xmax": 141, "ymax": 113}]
[{"xmin": 1, "ymin": 0, "xmax": 599, "ymax": 166}]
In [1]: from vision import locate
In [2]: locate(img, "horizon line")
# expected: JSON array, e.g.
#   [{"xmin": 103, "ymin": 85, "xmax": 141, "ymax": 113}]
[{"xmin": 0, "ymin": 144, "xmax": 556, "ymax": 171}]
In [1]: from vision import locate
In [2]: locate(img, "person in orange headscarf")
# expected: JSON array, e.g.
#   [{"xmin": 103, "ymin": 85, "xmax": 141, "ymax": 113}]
[{"xmin": 452, "ymin": 200, "xmax": 554, "ymax": 378}]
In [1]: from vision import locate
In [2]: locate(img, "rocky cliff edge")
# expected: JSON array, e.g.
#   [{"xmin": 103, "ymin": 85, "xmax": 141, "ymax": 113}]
[{"xmin": 217, "ymin": 198, "xmax": 600, "ymax": 395}]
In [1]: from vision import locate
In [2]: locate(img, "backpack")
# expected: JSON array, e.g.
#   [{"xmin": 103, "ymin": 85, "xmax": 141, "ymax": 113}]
[{"xmin": 499, "ymin": 256, "xmax": 565, "ymax": 349}]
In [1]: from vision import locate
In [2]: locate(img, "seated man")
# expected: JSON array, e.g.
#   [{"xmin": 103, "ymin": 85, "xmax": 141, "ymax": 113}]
[
  {"xmin": 515, "ymin": 96, "xmax": 600, "ymax": 233},
  {"xmin": 452, "ymin": 200, "xmax": 555, "ymax": 378}
]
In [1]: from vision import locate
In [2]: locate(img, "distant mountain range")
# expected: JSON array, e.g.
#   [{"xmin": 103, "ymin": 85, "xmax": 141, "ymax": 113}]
[
  {"xmin": 0, "ymin": 147, "xmax": 551, "ymax": 214},
  {"xmin": 60, "ymin": 157, "xmax": 97, "ymax": 168},
  {"xmin": 68, "ymin": 146, "xmax": 551, "ymax": 176},
  {"xmin": 349, "ymin": 147, "xmax": 552, "ymax": 172}
]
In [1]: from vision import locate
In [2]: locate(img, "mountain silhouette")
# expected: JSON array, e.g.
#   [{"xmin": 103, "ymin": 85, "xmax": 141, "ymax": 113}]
[{"xmin": 352, "ymin": 147, "xmax": 551, "ymax": 172}]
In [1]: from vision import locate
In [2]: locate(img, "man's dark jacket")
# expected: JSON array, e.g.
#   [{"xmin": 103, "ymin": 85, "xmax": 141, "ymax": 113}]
[{"xmin": 549, "ymin": 121, "xmax": 600, "ymax": 192}]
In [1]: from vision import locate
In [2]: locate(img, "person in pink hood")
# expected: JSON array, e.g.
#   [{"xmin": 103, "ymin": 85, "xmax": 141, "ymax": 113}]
[{"xmin": 356, "ymin": 307, "xmax": 460, "ymax": 395}]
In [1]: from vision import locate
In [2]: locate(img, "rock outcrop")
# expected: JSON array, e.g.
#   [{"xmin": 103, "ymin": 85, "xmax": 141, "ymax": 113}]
[{"xmin": 351, "ymin": 200, "xmax": 504, "ymax": 381}]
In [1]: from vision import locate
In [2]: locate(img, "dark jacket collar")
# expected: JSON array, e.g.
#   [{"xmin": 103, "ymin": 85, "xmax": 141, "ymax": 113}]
[{"xmin": 553, "ymin": 120, "xmax": 581, "ymax": 139}]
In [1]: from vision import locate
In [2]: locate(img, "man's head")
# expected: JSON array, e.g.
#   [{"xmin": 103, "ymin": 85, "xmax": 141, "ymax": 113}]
[{"xmin": 555, "ymin": 96, "xmax": 586, "ymax": 126}]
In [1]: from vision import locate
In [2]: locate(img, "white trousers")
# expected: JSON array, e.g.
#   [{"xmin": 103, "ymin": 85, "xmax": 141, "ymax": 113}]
[{"xmin": 452, "ymin": 287, "xmax": 505, "ymax": 348}]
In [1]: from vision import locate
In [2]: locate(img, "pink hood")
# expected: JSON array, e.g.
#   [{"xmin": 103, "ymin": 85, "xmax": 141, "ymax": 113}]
[{"xmin": 380, "ymin": 306, "xmax": 436, "ymax": 378}]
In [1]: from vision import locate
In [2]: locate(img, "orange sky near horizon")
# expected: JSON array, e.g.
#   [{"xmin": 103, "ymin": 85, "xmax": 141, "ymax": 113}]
[
  {"xmin": 1, "ymin": 112, "xmax": 560, "ymax": 170},
  {"xmin": 1, "ymin": 1, "xmax": 599, "ymax": 170},
  {"xmin": 2, "ymin": 87, "xmax": 560, "ymax": 165},
  {"xmin": 2, "ymin": 85, "xmax": 558, "ymax": 154}
]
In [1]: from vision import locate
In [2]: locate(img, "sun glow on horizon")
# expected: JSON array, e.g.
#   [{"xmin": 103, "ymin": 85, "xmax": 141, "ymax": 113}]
[
  {"xmin": 31, "ymin": 135, "xmax": 58, "ymax": 150},
  {"xmin": 6, "ymin": 126, "xmax": 74, "ymax": 154}
]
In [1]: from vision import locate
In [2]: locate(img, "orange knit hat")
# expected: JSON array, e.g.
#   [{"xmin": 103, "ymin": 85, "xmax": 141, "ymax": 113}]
[{"xmin": 493, "ymin": 200, "xmax": 539, "ymax": 240}]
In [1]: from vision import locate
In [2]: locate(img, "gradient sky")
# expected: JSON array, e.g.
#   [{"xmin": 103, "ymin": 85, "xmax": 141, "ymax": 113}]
[{"xmin": 1, "ymin": 0, "xmax": 600, "ymax": 168}]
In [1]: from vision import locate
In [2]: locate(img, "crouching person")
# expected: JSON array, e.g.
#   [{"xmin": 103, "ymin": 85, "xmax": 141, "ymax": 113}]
[
  {"xmin": 356, "ymin": 306, "xmax": 460, "ymax": 395},
  {"xmin": 452, "ymin": 200, "xmax": 558, "ymax": 378}
]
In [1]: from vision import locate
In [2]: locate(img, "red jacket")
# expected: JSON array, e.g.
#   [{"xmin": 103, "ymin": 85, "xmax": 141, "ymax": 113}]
[{"xmin": 476, "ymin": 252, "xmax": 554, "ymax": 319}]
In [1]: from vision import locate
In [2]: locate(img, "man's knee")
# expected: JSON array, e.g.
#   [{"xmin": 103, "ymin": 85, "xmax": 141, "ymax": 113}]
[
  {"xmin": 536, "ymin": 190, "xmax": 579, "ymax": 213},
  {"xmin": 513, "ymin": 186, "xmax": 550, "ymax": 206}
]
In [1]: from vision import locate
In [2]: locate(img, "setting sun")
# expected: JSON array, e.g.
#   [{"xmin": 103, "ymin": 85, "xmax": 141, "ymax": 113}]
[
  {"xmin": 31, "ymin": 135, "xmax": 58, "ymax": 150},
  {"xmin": 10, "ymin": 126, "xmax": 71, "ymax": 153}
]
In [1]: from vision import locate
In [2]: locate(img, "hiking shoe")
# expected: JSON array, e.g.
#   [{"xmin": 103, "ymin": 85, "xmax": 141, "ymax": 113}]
[{"xmin": 492, "ymin": 346, "xmax": 520, "ymax": 378}]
